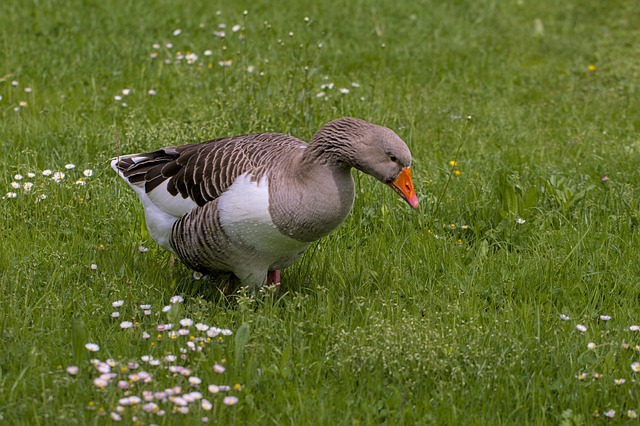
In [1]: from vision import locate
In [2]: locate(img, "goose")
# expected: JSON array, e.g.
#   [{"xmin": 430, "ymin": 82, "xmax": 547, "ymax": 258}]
[{"xmin": 111, "ymin": 117, "xmax": 419, "ymax": 290}]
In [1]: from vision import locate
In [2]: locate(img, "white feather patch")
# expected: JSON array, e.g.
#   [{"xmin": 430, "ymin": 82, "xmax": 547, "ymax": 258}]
[
  {"xmin": 218, "ymin": 174, "xmax": 309, "ymax": 258},
  {"xmin": 111, "ymin": 157, "xmax": 196, "ymax": 253},
  {"xmin": 146, "ymin": 180, "xmax": 198, "ymax": 217}
]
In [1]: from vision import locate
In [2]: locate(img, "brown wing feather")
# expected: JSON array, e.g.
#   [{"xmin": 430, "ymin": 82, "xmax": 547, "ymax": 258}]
[{"xmin": 114, "ymin": 133, "xmax": 308, "ymax": 207}]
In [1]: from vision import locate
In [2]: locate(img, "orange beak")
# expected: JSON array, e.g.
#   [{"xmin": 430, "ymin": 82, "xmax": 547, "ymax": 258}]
[{"xmin": 388, "ymin": 167, "xmax": 419, "ymax": 209}]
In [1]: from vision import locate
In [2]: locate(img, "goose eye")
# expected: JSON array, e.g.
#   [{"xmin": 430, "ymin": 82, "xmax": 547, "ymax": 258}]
[{"xmin": 389, "ymin": 155, "xmax": 397, "ymax": 163}]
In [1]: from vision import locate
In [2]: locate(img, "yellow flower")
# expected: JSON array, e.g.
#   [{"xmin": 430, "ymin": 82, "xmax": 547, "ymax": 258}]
[
  {"xmin": 449, "ymin": 160, "xmax": 457, "ymax": 167},
  {"xmin": 453, "ymin": 170, "xmax": 462, "ymax": 177},
  {"xmin": 587, "ymin": 64, "xmax": 596, "ymax": 71}
]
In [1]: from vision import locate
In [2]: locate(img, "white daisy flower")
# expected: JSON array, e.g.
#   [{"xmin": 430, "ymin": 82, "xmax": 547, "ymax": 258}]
[
  {"xmin": 223, "ymin": 396, "xmax": 238, "ymax": 406},
  {"xmin": 94, "ymin": 377, "xmax": 108, "ymax": 388},
  {"xmin": 85, "ymin": 343, "xmax": 100, "ymax": 352},
  {"xmin": 207, "ymin": 327, "xmax": 221, "ymax": 337},
  {"xmin": 186, "ymin": 53, "xmax": 198, "ymax": 64},
  {"xmin": 142, "ymin": 402, "xmax": 158, "ymax": 413}
]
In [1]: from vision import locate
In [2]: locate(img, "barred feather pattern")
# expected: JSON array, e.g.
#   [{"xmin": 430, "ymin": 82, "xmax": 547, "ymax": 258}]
[
  {"xmin": 170, "ymin": 198, "xmax": 233, "ymax": 273},
  {"xmin": 114, "ymin": 133, "xmax": 307, "ymax": 206}
]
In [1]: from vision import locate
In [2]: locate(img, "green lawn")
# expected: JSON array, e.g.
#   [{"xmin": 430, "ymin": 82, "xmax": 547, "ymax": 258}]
[{"xmin": 2, "ymin": 0, "xmax": 640, "ymax": 424}]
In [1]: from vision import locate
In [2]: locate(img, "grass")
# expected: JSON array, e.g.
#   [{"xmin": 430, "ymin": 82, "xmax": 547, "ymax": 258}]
[{"xmin": 1, "ymin": 0, "xmax": 640, "ymax": 423}]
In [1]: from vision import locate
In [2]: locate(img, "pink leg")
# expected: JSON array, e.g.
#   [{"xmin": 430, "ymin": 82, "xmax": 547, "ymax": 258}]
[{"xmin": 266, "ymin": 270, "xmax": 281, "ymax": 294}]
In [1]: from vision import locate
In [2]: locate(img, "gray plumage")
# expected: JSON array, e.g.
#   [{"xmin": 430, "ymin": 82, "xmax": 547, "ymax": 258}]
[{"xmin": 112, "ymin": 117, "xmax": 418, "ymax": 290}]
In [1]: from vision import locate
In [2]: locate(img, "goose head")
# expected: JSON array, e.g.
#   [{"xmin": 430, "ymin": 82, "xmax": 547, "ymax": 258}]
[{"xmin": 311, "ymin": 118, "xmax": 419, "ymax": 209}]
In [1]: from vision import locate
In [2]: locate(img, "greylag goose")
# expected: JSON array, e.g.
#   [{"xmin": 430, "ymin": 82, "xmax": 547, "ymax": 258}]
[{"xmin": 111, "ymin": 117, "xmax": 418, "ymax": 290}]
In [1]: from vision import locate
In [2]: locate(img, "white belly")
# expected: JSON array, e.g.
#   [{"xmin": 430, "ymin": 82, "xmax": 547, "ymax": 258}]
[{"xmin": 217, "ymin": 174, "xmax": 309, "ymax": 270}]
